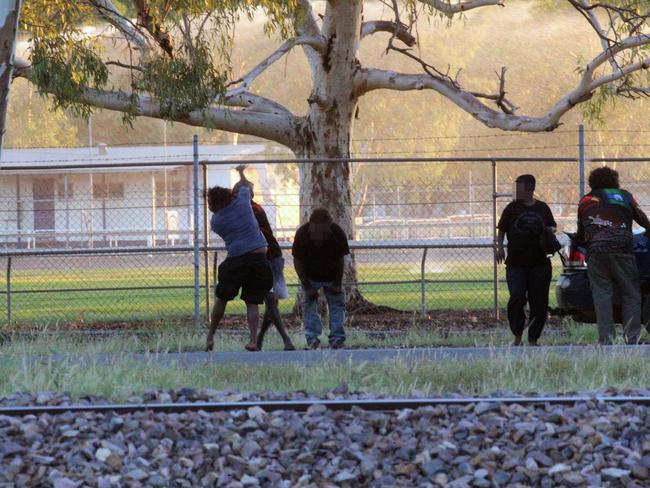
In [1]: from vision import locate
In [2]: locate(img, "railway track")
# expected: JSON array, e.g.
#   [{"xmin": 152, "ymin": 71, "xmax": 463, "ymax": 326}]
[{"xmin": 2, "ymin": 395, "xmax": 649, "ymax": 417}]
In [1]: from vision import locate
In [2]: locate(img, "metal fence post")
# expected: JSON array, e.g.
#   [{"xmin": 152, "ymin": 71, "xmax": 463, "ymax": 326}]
[
  {"xmin": 420, "ymin": 247, "xmax": 428, "ymax": 315},
  {"xmin": 491, "ymin": 160, "xmax": 499, "ymax": 320},
  {"xmin": 202, "ymin": 162, "xmax": 211, "ymax": 320},
  {"xmin": 6, "ymin": 257, "xmax": 11, "ymax": 324},
  {"xmin": 579, "ymin": 124, "xmax": 585, "ymax": 198},
  {"xmin": 193, "ymin": 135, "xmax": 201, "ymax": 327}
]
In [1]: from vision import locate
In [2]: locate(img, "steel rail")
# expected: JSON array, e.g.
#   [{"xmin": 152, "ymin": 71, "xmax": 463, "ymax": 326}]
[
  {"xmin": 589, "ymin": 158, "xmax": 650, "ymax": 162},
  {"xmin": 0, "ymin": 241, "xmax": 494, "ymax": 257},
  {"xmin": 0, "ymin": 241, "xmax": 494, "ymax": 258},
  {"xmin": 0, "ymin": 157, "xmax": 580, "ymax": 171},
  {"xmin": 0, "ymin": 278, "xmax": 500, "ymax": 296},
  {"xmin": 0, "ymin": 396, "xmax": 649, "ymax": 417}
]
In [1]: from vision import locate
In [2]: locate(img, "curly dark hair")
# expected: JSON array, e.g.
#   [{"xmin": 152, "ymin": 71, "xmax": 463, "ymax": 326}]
[
  {"xmin": 588, "ymin": 166, "xmax": 620, "ymax": 190},
  {"xmin": 206, "ymin": 186, "xmax": 233, "ymax": 212}
]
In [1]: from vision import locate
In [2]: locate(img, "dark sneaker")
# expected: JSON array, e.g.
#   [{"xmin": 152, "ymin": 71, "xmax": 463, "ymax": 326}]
[
  {"xmin": 307, "ymin": 340, "xmax": 320, "ymax": 350},
  {"xmin": 330, "ymin": 342, "xmax": 345, "ymax": 350}
]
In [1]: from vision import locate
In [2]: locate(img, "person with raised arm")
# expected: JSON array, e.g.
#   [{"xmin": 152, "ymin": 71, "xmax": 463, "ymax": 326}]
[
  {"xmin": 205, "ymin": 165, "xmax": 272, "ymax": 352},
  {"xmin": 232, "ymin": 165, "xmax": 295, "ymax": 351}
]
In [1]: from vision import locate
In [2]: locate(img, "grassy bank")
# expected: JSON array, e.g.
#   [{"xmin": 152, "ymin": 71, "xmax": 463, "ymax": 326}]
[
  {"xmin": 1, "ymin": 348, "xmax": 647, "ymax": 401},
  {"xmin": 0, "ymin": 323, "xmax": 626, "ymax": 356}
]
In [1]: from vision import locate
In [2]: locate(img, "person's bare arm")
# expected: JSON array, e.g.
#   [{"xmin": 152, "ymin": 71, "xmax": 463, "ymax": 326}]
[
  {"xmin": 496, "ymin": 229, "xmax": 506, "ymax": 264},
  {"xmin": 235, "ymin": 164, "xmax": 252, "ymax": 189},
  {"xmin": 294, "ymin": 257, "xmax": 318, "ymax": 299}
]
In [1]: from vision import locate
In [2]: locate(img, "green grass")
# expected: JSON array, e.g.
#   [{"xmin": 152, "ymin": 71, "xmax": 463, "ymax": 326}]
[
  {"xmin": 1, "ymin": 322, "xmax": 641, "ymax": 356},
  {"xmin": 1, "ymin": 349, "xmax": 647, "ymax": 401},
  {"xmin": 2, "ymin": 261, "xmax": 564, "ymax": 326}
]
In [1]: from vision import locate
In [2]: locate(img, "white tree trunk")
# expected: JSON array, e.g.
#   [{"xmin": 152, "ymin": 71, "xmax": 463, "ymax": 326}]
[
  {"xmin": 0, "ymin": 0, "xmax": 21, "ymax": 158},
  {"xmin": 294, "ymin": 0, "xmax": 371, "ymax": 308}
]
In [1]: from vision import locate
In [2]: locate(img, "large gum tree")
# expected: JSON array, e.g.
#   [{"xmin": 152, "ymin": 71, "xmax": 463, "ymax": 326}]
[
  {"xmin": 0, "ymin": 0, "xmax": 22, "ymax": 156},
  {"xmin": 12, "ymin": 0, "xmax": 650, "ymax": 307}
]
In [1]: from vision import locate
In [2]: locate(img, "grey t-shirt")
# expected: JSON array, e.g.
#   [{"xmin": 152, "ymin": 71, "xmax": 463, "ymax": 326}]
[{"xmin": 211, "ymin": 186, "xmax": 267, "ymax": 257}]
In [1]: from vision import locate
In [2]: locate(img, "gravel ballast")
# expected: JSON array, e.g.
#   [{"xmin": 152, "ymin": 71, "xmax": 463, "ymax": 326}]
[{"xmin": 1, "ymin": 388, "xmax": 649, "ymax": 487}]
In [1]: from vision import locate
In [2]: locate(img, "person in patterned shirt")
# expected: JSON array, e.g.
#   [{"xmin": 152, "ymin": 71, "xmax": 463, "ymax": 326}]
[{"xmin": 577, "ymin": 167, "xmax": 650, "ymax": 345}]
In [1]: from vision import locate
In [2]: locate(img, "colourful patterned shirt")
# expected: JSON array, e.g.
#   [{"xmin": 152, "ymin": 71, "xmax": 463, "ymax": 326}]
[{"xmin": 577, "ymin": 188, "xmax": 642, "ymax": 255}]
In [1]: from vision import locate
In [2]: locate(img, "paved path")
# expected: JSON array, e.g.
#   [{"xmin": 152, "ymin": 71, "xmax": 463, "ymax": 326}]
[{"xmin": 31, "ymin": 344, "xmax": 650, "ymax": 367}]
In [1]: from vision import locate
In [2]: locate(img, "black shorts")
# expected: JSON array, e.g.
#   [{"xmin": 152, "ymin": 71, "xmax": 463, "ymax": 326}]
[{"xmin": 216, "ymin": 253, "xmax": 273, "ymax": 305}]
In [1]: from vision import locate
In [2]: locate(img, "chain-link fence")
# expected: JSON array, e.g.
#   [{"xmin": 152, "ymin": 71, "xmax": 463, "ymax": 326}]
[{"xmin": 1, "ymin": 147, "xmax": 648, "ymax": 328}]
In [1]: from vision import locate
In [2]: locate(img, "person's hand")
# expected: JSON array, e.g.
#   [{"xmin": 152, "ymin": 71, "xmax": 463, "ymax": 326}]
[
  {"xmin": 305, "ymin": 287, "xmax": 319, "ymax": 300},
  {"xmin": 235, "ymin": 164, "xmax": 248, "ymax": 175},
  {"xmin": 206, "ymin": 334, "xmax": 214, "ymax": 352},
  {"xmin": 495, "ymin": 248, "xmax": 506, "ymax": 265},
  {"xmin": 330, "ymin": 283, "xmax": 342, "ymax": 294}
]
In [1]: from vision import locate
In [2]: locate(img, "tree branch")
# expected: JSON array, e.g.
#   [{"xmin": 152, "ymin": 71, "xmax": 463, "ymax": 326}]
[
  {"xmin": 567, "ymin": 0, "xmax": 622, "ymax": 77},
  {"xmin": 469, "ymin": 67, "xmax": 517, "ymax": 114},
  {"xmin": 106, "ymin": 60, "xmax": 144, "ymax": 71},
  {"xmin": 616, "ymin": 86, "xmax": 650, "ymax": 98},
  {"xmin": 293, "ymin": 0, "xmax": 323, "ymax": 84},
  {"xmin": 356, "ymin": 37, "xmax": 650, "ymax": 132},
  {"xmin": 360, "ymin": 20, "xmax": 416, "ymax": 46},
  {"xmin": 85, "ymin": 0, "xmax": 151, "ymax": 50},
  {"xmin": 224, "ymin": 90, "xmax": 294, "ymax": 117},
  {"xmin": 417, "ymin": 0, "xmax": 503, "ymax": 17},
  {"xmin": 227, "ymin": 35, "xmax": 326, "ymax": 93},
  {"xmin": 132, "ymin": 0, "xmax": 174, "ymax": 57},
  {"xmin": 14, "ymin": 62, "xmax": 297, "ymax": 147},
  {"xmin": 576, "ymin": 34, "xmax": 650, "ymax": 91},
  {"xmin": 587, "ymin": 55, "xmax": 650, "ymax": 91},
  {"xmin": 295, "ymin": 0, "xmax": 321, "ymax": 37}
]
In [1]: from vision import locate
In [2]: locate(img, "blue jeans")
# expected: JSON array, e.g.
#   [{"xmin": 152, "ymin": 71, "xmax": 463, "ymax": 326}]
[{"xmin": 301, "ymin": 280, "xmax": 346, "ymax": 345}]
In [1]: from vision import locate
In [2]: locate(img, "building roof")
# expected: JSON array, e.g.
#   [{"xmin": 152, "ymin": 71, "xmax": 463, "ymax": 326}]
[{"xmin": 0, "ymin": 143, "xmax": 267, "ymax": 173}]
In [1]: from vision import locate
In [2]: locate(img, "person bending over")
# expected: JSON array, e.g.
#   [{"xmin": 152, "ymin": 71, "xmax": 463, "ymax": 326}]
[
  {"xmin": 292, "ymin": 208, "xmax": 350, "ymax": 349},
  {"xmin": 205, "ymin": 172, "xmax": 271, "ymax": 352},
  {"xmin": 232, "ymin": 165, "xmax": 295, "ymax": 351}
]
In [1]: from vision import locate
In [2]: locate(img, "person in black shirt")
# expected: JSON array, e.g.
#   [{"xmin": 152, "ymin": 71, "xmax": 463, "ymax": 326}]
[
  {"xmin": 292, "ymin": 208, "xmax": 350, "ymax": 349},
  {"xmin": 496, "ymin": 174, "xmax": 557, "ymax": 346}
]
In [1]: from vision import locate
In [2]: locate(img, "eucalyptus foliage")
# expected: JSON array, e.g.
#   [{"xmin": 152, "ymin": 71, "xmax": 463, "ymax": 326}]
[{"xmin": 20, "ymin": 0, "xmax": 298, "ymax": 121}]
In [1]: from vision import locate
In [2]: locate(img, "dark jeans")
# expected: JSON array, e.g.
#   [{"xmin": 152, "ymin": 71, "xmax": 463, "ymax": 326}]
[
  {"xmin": 587, "ymin": 252, "xmax": 641, "ymax": 345},
  {"xmin": 506, "ymin": 262, "xmax": 552, "ymax": 342}
]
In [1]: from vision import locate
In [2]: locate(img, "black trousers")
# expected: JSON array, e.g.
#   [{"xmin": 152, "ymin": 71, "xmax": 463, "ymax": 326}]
[{"xmin": 506, "ymin": 262, "xmax": 552, "ymax": 342}]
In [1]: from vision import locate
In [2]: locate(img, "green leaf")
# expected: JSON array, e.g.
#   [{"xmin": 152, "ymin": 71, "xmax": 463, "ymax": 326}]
[{"xmin": 30, "ymin": 35, "xmax": 109, "ymax": 120}]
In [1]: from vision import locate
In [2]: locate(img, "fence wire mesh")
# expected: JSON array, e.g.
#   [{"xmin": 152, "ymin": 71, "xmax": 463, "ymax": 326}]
[{"xmin": 1, "ymin": 154, "xmax": 648, "ymax": 327}]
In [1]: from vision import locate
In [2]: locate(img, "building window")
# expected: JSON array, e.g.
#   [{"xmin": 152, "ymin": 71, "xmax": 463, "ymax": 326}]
[
  {"xmin": 108, "ymin": 183, "xmax": 124, "ymax": 199},
  {"xmin": 92, "ymin": 182, "xmax": 107, "ymax": 199},
  {"xmin": 56, "ymin": 181, "xmax": 74, "ymax": 199},
  {"xmin": 155, "ymin": 170, "xmax": 187, "ymax": 207},
  {"xmin": 93, "ymin": 181, "xmax": 125, "ymax": 200}
]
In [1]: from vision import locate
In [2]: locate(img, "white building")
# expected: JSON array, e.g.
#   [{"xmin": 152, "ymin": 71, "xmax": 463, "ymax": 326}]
[{"xmin": 0, "ymin": 143, "xmax": 272, "ymax": 249}]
